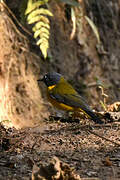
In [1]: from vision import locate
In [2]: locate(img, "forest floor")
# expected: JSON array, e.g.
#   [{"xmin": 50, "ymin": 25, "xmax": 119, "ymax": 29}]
[
  {"xmin": 0, "ymin": 117, "xmax": 120, "ymax": 180},
  {"xmin": 0, "ymin": 1, "xmax": 120, "ymax": 180}
]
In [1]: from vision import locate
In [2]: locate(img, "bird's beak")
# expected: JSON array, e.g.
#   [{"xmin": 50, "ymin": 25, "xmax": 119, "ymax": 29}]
[
  {"xmin": 37, "ymin": 76, "xmax": 44, "ymax": 83},
  {"xmin": 37, "ymin": 78, "xmax": 43, "ymax": 83}
]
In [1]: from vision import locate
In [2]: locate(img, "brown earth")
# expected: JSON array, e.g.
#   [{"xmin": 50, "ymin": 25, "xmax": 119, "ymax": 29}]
[
  {"xmin": 0, "ymin": 0, "xmax": 120, "ymax": 179},
  {"xmin": 0, "ymin": 119, "xmax": 120, "ymax": 180}
]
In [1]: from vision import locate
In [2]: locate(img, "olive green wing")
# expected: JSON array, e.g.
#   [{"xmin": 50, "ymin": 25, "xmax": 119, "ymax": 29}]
[
  {"xmin": 49, "ymin": 80, "xmax": 89, "ymax": 109},
  {"xmin": 49, "ymin": 92, "xmax": 90, "ymax": 111},
  {"xmin": 49, "ymin": 92, "xmax": 103, "ymax": 124}
]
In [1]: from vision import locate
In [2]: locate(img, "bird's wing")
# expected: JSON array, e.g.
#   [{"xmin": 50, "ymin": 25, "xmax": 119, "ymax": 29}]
[
  {"xmin": 49, "ymin": 90, "xmax": 103, "ymax": 124},
  {"xmin": 49, "ymin": 92, "xmax": 91, "ymax": 111}
]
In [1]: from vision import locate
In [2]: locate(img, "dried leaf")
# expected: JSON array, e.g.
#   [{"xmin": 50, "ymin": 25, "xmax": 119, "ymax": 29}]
[{"xmin": 85, "ymin": 16, "xmax": 100, "ymax": 44}]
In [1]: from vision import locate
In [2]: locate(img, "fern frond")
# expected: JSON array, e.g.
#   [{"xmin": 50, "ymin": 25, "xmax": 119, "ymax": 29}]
[
  {"xmin": 34, "ymin": 28, "xmax": 49, "ymax": 38},
  {"xmin": 36, "ymin": 38, "xmax": 48, "ymax": 45},
  {"xmin": 25, "ymin": 0, "xmax": 49, "ymax": 15},
  {"xmin": 28, "ymin": 15, "xmax": 50, "ymax": 24},
  {"xmin": 40, "ymin": 42, "xmax": 49, "ymax": 58},
  {"xmin": 25, "ymin": 0, "xmax": 53, "ymax": 58},
  {"xmin": 27, "ymin": 8, "xmax": 53, "ymax": 21},
  {"xmin": 40, "ymin": 33, "xmax": 50, "ymax": 39},
  {"xmin": 32, "ymin": 21, "xmax": 50, "ymax": 32}
]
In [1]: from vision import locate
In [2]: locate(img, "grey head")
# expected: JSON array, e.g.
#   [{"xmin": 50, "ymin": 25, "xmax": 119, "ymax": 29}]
[{"xmin": 40, "ymin": 72, "xmax": 62, "ymax": 87}]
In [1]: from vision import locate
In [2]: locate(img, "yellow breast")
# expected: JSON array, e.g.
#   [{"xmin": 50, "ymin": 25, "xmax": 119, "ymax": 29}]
[
  {"xmin": 47, "ymin": 85, "xmax": 73, "ymax": 111},
  {"xmin": 47, "ymin": 91, "xmax": 74, "ymax": 111}
]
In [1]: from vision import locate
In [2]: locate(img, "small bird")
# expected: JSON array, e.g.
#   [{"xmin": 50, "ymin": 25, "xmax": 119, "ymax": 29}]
[{"xmin": 38, "ymin": 72, "xmax": 103, "ymax": 124}]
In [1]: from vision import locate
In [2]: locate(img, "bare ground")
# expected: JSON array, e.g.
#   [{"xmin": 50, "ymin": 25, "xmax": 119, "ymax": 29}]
[
  {"xmin": 0, "ymin": 117, "xmax": 120, "ymax": 180},
  {"xmin": 0, "ymin": 1, "xmax": 120, "ymax": 179}
]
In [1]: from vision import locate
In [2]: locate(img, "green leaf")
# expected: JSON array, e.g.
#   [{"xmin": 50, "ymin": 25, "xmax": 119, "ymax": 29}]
[
  {"xmin": 27, "ymin": 8, "xmax": 53, "ymax": 21},
  {"xmin": 33, "ymin": 21, "xmax": 50, "ymax": 31},
  {"xmin": 25, "ymin": 0, "xmax": 49, "ymax": 15},
  {"xmin": 28, "ymin": 15, "xmax": 49, "ymax": 24},
  {"xmin": 34, "ymin": 27, "xmax": 49, "ymax": 38},
  {"xmin": 36, "ymin": 37, "xmax": 48, "ymax": 45},
  {"xmin": 40, "ymin": 42, "xmax": 49, "ymax": 58},
  {"xmin": 25, "ymin": 0, "xmax": 52, "ymax": 59}
]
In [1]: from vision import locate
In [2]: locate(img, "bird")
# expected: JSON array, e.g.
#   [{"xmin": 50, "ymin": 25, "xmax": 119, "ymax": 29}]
[{"xmin": 38, "ymin": 72, "xmax": 103, "ymax": 124}]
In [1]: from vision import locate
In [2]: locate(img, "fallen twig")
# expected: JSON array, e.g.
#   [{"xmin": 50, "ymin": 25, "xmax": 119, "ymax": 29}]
[{"xmin": 87, "ymin": 128, "xmax": 120, "ymax": 146}]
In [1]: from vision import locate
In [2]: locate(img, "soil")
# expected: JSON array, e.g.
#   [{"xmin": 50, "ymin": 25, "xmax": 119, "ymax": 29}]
[
  {"xmin": 0, "ymin": 119, "xmax": 120, "ymax": 180},
  {"xmin": 0, "ymin": 0, "xmax": 120, "ymax": 179}
]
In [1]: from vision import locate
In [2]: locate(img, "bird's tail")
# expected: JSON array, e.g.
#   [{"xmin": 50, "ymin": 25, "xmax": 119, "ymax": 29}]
[{"xmin": 85, "ymin": 110, "xmax": 103, "ymax": 124}]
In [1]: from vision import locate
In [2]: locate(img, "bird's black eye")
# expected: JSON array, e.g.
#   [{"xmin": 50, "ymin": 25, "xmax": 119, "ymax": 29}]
[
  {"xmin": 44, "ymin": 75, "xmax": 49, "ymax": 82},
  {"xmin": 43, "ymin": 75, "xmax": 50, "ymax": 86},
  {"xmin": 44, "ymin": 75, "xmax": 47, "ymax": 79}
]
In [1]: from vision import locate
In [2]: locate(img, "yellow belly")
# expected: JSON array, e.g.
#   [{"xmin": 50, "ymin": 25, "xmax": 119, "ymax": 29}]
[
  {"xmin": 48, "ymin": 95, "xmax": 90, "ymax": 118},
  {"xmin": 48, "ymin": 94, "xmax": 74, "ymax": 111},
  {"xmin": 47, "ymin": 93, "xmax": 91, "ymax": 119},
  {"xmin": 47, "ymin": 86, "xmax": 89, "ymax": 117}
]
